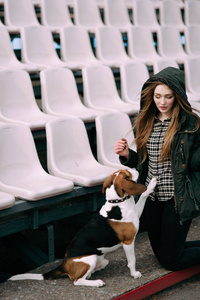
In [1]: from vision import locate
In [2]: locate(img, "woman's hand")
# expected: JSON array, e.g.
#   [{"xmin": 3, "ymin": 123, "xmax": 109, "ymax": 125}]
[{"xmin": 114, "ymin": 138, "xmax": 129, "ymax": 160}]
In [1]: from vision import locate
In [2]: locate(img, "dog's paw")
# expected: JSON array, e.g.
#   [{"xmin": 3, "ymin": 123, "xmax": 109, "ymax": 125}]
[
  {"xmin": 99, "ymin": 207, "xmax": 108, "ymax": 218},
  {"xmin": 147, "ymin": 177, "xmax": 157, "ymax": 193},
  {"xmin": 131, "ymin": 271, "xmax": 142, "ymax": 279},
  {"xmin": 74, "ymin": 278, "xmax": 106, "ymax": 287},
  {"xmin": 95, "ymin": 279, "xmax": 106, "ymax": 287}
]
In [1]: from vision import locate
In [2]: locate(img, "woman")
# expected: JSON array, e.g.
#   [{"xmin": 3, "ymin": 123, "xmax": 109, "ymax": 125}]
[{"xmin": 114, "ymin": 67, "xmax": 200, "ymax": 271}]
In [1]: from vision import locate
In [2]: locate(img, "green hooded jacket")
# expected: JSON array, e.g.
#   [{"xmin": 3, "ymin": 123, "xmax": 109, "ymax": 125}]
[{"xmin": 120, "ymin": 67, "xmax": 200, "ymax": 222}]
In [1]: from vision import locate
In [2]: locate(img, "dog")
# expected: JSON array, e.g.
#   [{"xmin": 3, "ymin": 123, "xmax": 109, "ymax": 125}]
[{"xmin": 9, "ymin": 169, "xmax": 156, "ymax": 287}]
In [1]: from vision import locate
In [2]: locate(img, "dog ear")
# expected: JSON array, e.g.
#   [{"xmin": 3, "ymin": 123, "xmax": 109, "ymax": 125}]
[
  {"xmin": 102, "ymin": 173, "xmax": 116, "ymax": 194},
  {"xmin": 119, "ymin": 178, "xmax": 147, "ymax": 196}
]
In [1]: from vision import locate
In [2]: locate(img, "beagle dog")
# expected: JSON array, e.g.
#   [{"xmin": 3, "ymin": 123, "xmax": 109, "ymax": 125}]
[{"xmin": 9, "ymin": 169, "xmax": 156, "ymax": 287}]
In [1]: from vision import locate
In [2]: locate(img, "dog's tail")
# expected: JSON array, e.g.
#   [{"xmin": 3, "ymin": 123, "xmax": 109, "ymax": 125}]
[
  {"xmin": 8, "ymin": 265, "xmax": 67, "ymax": 281},
  {"xmin": 8, "ymin": 273, "xmax": 44, "ymax": 281}
]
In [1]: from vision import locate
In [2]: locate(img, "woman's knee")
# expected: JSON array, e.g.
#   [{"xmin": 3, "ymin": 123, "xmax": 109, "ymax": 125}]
[{"xmin": 158, "ymin": 254, "xmax": 180, "ymax": 271}]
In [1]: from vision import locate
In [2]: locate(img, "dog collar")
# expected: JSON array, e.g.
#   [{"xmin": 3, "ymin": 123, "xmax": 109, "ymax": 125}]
[{"xmin": 108, "ymin": 195, "xmax": 130, "ymax": 203}]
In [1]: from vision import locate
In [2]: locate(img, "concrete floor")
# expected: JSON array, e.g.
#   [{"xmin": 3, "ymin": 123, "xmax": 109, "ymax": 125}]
[{"xmin": 1, "ymin": 216, "xmax": 200, "ymax": 300}]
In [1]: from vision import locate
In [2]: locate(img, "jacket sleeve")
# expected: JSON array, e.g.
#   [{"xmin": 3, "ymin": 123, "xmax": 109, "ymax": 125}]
[
  {"xmin": 190, "ymin": 128, "xmax": 200, "ymax": 172},
  {"xmin": 119, "ymin": 149, "xmax": 138, "ymax": 168}
]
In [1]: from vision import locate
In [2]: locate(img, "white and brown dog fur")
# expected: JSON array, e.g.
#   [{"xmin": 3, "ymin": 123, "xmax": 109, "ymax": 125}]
[{"xmin": 9, "ymin": 169, "xmax": 156, "ymax": 287}]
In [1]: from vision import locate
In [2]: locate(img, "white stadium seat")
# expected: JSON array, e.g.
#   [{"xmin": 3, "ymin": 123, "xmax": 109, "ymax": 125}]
[
  {"xmin": 46, "ymin": 117, "xmax": 117, "ymax": 187},
  {"xmin": 0, "ymin": 123, "xmax": 74, "ymax": 200}
]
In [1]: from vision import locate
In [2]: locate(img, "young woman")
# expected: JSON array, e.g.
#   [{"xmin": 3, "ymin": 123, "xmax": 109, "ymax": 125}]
[{"xmin": 114, "ymin": 67, "xmax": 200, "ymax": 271}]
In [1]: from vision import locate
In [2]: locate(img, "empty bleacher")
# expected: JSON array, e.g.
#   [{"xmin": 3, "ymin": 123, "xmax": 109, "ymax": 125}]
[{"xmin": 0, "ymin": 0, "xmax": 200, "ymax": 297}]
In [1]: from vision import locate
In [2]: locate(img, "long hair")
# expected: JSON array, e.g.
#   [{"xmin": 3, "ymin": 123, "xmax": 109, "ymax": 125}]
[{"xmin": 132, "ymin": 81, "xmax": 200, "ymax": 163}]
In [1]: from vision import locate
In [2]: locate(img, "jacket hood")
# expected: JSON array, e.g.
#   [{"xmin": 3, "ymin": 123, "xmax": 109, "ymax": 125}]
[{"xmin": 140, "ymin": 67, "xmax": 191, "ymax": 110}]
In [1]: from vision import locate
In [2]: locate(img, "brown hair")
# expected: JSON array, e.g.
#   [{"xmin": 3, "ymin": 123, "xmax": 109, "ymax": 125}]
[{"xmin": 132, "ymin": 81, "xmax": 200, "ymax": 163}]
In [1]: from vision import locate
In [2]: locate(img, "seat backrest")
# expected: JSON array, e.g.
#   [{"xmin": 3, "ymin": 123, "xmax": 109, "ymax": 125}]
[
  {"xmin": 185, "ymin": 25, "xmax": 200, "ymax": 56},
  {"xmin": 184, "ymin": 58, "xmax": 200, "ymax": 93},
  {"xmin": 73, "ymin": 0, "xmax": 104, "ymax": 28},
  {"xmin": 160, "ymin": 0, "xmax": 184, "ymax": 27},
  {"xmin": 153, "ymin": 59, "xmax": 179, "ymax": 74},
  {"xmin": 82, "ymin": 65, "xmax": 121, "ymax": 107},
  {"xmin": 60, "ymin": 26, "xmax": 96, "ymax": 61},
  {"xmin": 104, "ymin": 0, "xmax": 132, "ymax": 28},
  {"xmin": 157, "ymin": 26, "xmax": 185, "ymax": 56},
  {"xmin": 133, "ymin": 0, "xmax": 159, "ymax": 28},
  {"xmin": 127, "ymin": 26, "xmax": 157, "ymax": 58},
  {"xmin": 40, "ymin": 68, "xmax": 82, "ymax": 114},
  {"xmin": 95, "ymin": 112, "xmax": 136, "ymax": 166},
  {"xmin": 46, "ymin": 117, "xmax": 97, "ymax": 172},
  {"xmin": 0, "ymin": 123, "xmax": 43, "ymax": 183},
  {"xmin": 20, "ymin": 25, "xmax": 60, "ymax": 64},
  {"xmin": 0, "ymin": 26, "xmax": 19, "ymax": 65},
  {"xmin": 0, "ymin": 69, "xmax": 40, "ymax": 119},
  {"xmin": 120, "ymin": 62, "xmax": 149, "ymax": 102},
  {"xmin": 185, "ymin": 0, "xmax": 200, "ymax": 26},
  {"xmin": 40, "ymin": 0, "xmax": 73, "ymax": 27},
  {"xmin": 95, "ymin": 26, "xmax": 128, "ymax": 61},
  {"xmin": 65, "ymin": 0, "xmax": 74, "ymax": 5},
  {"xmin": 4, "ymin": 0, "xmax": 39, "ymax": 27}
]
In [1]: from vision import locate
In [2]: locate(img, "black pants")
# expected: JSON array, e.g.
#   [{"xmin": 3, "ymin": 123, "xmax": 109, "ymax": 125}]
[{"xmin": 142, "ymin": 197, "xmax": 200, "ymax": 271}]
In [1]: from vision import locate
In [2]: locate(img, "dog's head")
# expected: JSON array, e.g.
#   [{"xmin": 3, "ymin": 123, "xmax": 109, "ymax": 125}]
[{"xmin": 102, "ymin": 169, "xmax": 147, "ymax": 198}]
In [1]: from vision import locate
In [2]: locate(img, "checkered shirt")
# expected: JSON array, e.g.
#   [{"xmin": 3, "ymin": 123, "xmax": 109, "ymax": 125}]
[{"xmin": 145, "ymin": 117, "xmax": 174, "ymax": 201}]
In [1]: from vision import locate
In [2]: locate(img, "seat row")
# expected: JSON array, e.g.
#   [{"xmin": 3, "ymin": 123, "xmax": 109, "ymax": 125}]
[
  {"xmin": 0, "ymin": 64, "xmax": 199, "ymax": 131},
  {"xmin": 2, "ymin": 0, "xmax": 200, "ymax": 34},
  {"xmin": 0, "ymin": 112, "xmax": 135, "ymax": 210},
  {"xmin": 1, "ymin": 22, "xmax": 200, "ymax": 72},
  {"xmin": 0, "ymin": 66, "xmax": 138, "ymax": 130}
]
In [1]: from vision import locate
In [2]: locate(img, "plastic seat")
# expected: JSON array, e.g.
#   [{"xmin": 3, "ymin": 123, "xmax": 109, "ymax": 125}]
[
  {"xmin": 45, "ymin": 117, "xmax": 117, "ymax": 187},
  {"xmin": 185, "ymin": 0, "xmax": 200, "ymax": 27},
  {"xmin": 133, "ymin": 0, "xmax": 160, "ymax": 32},
  {"xmin": 65, "ymin": 0, "xmax": 74, "ymax": 6},
  {"xmin": 0, "ymin": 69, "xmax": 59, "ymax": 130},
  {"xmin": 119, "ymin": 62, "xmax": 149, "ymax": 109},
  {"xmin": 0, "ymin": 18, "xmax": 19, "ymax": 34},
  {"xmin": 0, "ymin": 26, "xmax": 40, "ymax": 73},
  {"xmin": 96, "ymin": 0, "xmax": 104, "ymax": 8},
  {"xmin": 95, "ymin": 112, "xmax": 136, "ymax": 169},
  {"xmin": 20, "ymin": 25, "xmax": 79, "ymax": 70},
  {"xmin": 124, "ymin": 0, "xmax": 133, "ymax": 9},
  {"xmin": 152, "ymin": 58, "xmax": 180, "ymax": 74},
  {"xmin": 73, "ymin": 0, "xmax": 105, "ymax": 33},
  {"xmin": 104, "ymin": 0, "xmax": 133, "ymax": 33},
  {"xmin": 82, "ymin": 65, "xmax": 138, "ymax": 116},
  {"xmin": 159, "ymin": 0, "xmax": 186, "ymax": 32},
  {"xmin": 173, "ymin": 0, "xmax": 185, "ymax": 9},
  {"xmin": 157, "ymin": 26, "xmax": 189, "ymax": 64},
  {"xmin": 132, "ymin": 0, "xmax": 161, "ymax": 10},
  {"xmin": 187, "ymin": 92, "xmax": 200, "ymax": 104},
  {"xmin": 40, "ymin": 68, "xmax": 105, "ymax": 123},
  {"xmin": 40, "ymin": 0, "xmax": 74, "ymax": 33},
  {"xmin": 0, "ymin": 122, "xmax": 74, "ymax": 200},
  {"xmin": 32, "ymin": 0, "xmax": 41, "ymax": 6},
  {"xmin": 0, "ymin": 191, "xmax": 15, "ymax": 210},
  {"xmin": 127, "ymin": 26, "xmax": 162, "ymax": 66},
  {"xmin": 184, "ymin": 26, "xmax": 200, "ymax": 58},
  {"xmin": 4, "ymin": 0, "xmax": 40, "ymax": 29},
  {"xmin": 189, "ymin": 100, "xmax": 200, "ymax": 117},
  {"xmin": 150, "ymin": 0, "xmax": 161, "ymax": 9},
  {"xmin": 59, "ymin": 26, "xmax": 102, "ymax": 68},
  {"xmin": 184, "ymin": 58, "xmax": 200, "ymax": 97},
  {"xmin": 95, "ymin": 26, "xmax": 134, "ymax": 68}
]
